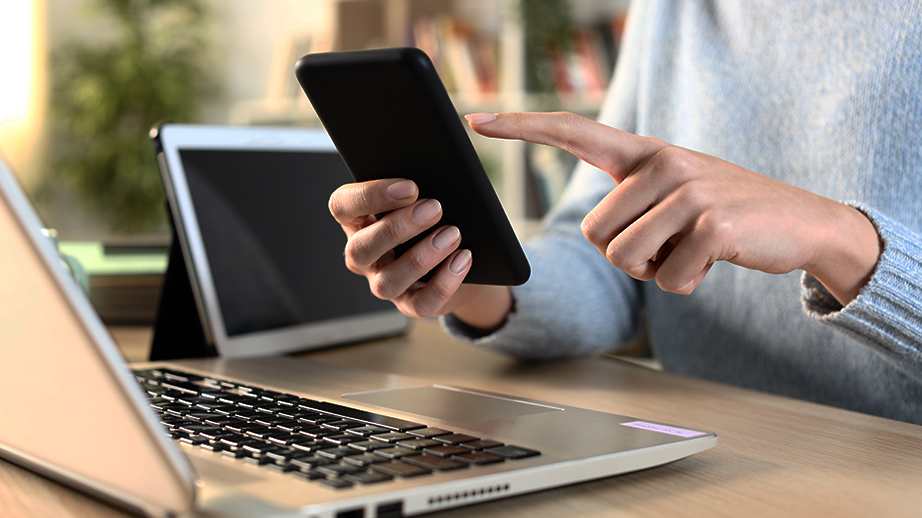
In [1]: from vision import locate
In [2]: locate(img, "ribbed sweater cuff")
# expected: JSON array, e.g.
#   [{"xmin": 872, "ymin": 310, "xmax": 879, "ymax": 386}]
[{"xmin": 803, "ymin": 205, "xmax": 922, "ymax": 358}]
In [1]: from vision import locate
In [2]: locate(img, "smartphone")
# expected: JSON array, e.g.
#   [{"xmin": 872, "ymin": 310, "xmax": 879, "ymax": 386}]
[{"xmin": 295, "ymin": 47, "xmax": 530, "ymax": 286}]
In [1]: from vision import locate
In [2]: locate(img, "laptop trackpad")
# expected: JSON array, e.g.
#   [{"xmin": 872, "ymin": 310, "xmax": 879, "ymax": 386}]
[{"xmin": 343, "ymin": 385, "xmax": 562, "ymax": 423}]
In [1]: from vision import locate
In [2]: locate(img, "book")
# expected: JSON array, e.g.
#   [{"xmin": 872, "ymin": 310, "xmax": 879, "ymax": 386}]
[{"xmin": 412, "ymin": 15, "xmax": 499, "ymax": 100}]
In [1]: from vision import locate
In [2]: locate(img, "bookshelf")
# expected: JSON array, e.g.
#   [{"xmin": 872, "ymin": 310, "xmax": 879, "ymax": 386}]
[{"xmin": 230, "ymin": 0, "xmax": 629, "ymax": 234}]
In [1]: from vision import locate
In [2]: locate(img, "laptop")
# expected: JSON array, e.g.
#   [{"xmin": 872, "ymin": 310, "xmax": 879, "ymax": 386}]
[{"xmin": 0, "ymin": 152, "xmax": 717, "ymax": 517}]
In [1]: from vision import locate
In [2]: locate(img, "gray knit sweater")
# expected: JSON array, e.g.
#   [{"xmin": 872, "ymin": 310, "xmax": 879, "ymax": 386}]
[{"xmin": 443, "ymin": 0, "xmax": 922, "ymax": 424}]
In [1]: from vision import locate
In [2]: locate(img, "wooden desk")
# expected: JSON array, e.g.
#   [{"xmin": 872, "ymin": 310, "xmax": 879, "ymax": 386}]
[{"xmin": 3, "ymin": 320, "xmax": 921, "ymax": 517}]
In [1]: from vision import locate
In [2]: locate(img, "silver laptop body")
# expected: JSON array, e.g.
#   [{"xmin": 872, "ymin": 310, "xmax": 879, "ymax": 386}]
[{"xmin": 0, "ymin": 154, "xmax": 716, "ymax": 517}]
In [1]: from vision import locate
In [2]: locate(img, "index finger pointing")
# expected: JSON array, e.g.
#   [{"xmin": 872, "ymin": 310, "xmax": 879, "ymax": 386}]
[{"xmin": 465, "ymin": 111, "xmax": 666, "ymax": 183}]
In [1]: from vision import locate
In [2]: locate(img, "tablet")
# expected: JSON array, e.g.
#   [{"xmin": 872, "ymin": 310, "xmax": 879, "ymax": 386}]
[
  {"xmin": 295, "ymin": 47, "xmax": 530, "ymax": 286},
  {"xmin": 151, "ymin": 124, "xmax": 409, "ymax": 358}
]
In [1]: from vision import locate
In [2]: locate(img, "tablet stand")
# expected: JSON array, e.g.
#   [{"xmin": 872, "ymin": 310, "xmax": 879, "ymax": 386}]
[{"xmin": 149, "ymin": 211, "xmax": 215, "ymax": 360}]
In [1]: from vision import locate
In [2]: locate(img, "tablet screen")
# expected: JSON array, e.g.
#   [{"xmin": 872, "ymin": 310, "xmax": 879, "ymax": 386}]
[{"xmin": 178, "ymin": 148, "xmax": 391, "ymax": 337}]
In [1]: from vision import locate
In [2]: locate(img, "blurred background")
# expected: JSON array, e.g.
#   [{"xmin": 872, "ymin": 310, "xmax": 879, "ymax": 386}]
[{"xmin": 0, "ymin": 0, "xmax": 629, "ymax": 323}]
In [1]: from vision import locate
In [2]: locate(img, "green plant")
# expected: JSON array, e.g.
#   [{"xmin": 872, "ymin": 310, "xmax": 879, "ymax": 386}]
[{"xmin": 45, "ymin": 0, "xmax": 215, "ymax": 232}]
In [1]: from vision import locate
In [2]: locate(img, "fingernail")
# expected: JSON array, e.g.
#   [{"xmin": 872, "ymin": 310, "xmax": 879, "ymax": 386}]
[
  {"xmin": 432, "ymin": 226, "xmax": 460, "ymax": 250},
  {"xmin": 450, "ymin": 249, "xmax": 472, "ymax": 274},
  {"xmin": 412, "ymin": 199, "xmax": 441, "ymax": 223},
  {"xmin": 387, "ymin": 180, "xmax": 416, "ymax": 199},
  {"xmin": 465, "ymin": 113, "xmax": 497, "ymax": 124}
]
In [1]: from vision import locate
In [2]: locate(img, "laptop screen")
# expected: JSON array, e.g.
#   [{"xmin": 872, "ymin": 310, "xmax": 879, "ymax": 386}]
[{"xmin": 178, "ymin": 148, "xmax": 392, "ymax": 337}]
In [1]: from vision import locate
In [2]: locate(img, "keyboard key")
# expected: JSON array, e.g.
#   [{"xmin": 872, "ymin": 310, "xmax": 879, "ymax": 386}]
[
  {"xmin": 343, "ymin": 471, "xmax": 393, "ymax": 485},
  {"xmin": 322, "ymin": 434, "xmax": 362, "ymax": 445},
  {"xmin": 296, "ymin": 398, "xmax": 327, "ymax": 411},
  {"xmin": 231, "ymin": 410, "xmax": 263, "ymax": 421},
  {"xmin": 271, "ymin": 419, "xmax": 305, "ymax": 432},
  {"xmin": 242, "ymin": 443, "xmax": 277, "ymax": 455},
  {"xmin": 346, "ymin": 425, "xmax": 390, "ymax": 436},
  {"xmin": 204, "ymin": 416, "xmax": 237, "ymax": 427},
  {"xmin": 219, "ymin": 434, "xmax": 257, "ymax": 448},
  {"xmin": 221, "ymin": 449, "xmax": 248, "ymax": 459},
  {"xmin": 370, "ymin": 432, "xmax": 415, "ymax": 443},
  {"xmin": 407, "ymin": 427, "xmax": 453, "ymax": 438},
  {"xmin": 486, "ymin": 445, "xmax": 541, "ymax": 459},
  {"xmin": 159, "ymin": 416, "xmax": 186, "ymax": 428},
  {"xmin": 316, "ymin": 463, "xmax": 364, "ymax": 477},
  {"xmin": 423, "ymin": 445, "xmax": 469, "ymax": 457},
  {"xmin": 217, "ymin": 394, "xmax": 250, "ymax": 406},
  {"xmin": 316, "ymin": 446, "xmax": 356, "ymax": 460},
  {"xmin": 347, "ymin": 440, "xmax": 389, "ymax": 452},
  {"xmin": 298, "ymin": 427, "xmax": 338, "ymax": 439},
  {"xmin": 460, "ymin": 440, "xmax": 504, "ymax": 450},
  {"xmin": 235, "ymin": 399, "xmax": 258, "ymax": 410},
  {"xmin": 200, "ymin": 442, "xmax": 227, "ymax": 453},
  {"xmin": 290, "ymin": 438, "xmax": 327, "ymax": 453},
  {"xmin": 267, "ymin": 434, "xmax": 302, "ymax": 446},
  {"xmin": 451, "ymin": 451, "xmax": 504, "ymax": 465},
  {"xmin": 223, "ymin": 421, "xmax": 264, "ymax": 434},
  {"xmin": 373, "ymin": 446, "xmax": 419, "ymax": 459},
  {"xmin": 161, "ymin": 369, "xmax": 194, "ymax": 382},
  {"xmin": 265, "ymin": 449, "xmax": 300, "ymax": 462},
  {"xmin": 184, "ymin": 412, "xmax": 224, "ymax": 422},
  {"xmin": 342, "ymin": 452, "xmax": 392, "ymax": 466},
  {"xmin": 371, "ymin": 460, "xmax": 431, "ymax": 478},
  {"xmin": 244, "ymin": 426, "xmax": 277, "ymax": 439},
  {"xmin": 258, "ymin": 390, "xmax": 299, "ymax": 403},
  {"xmin": 198, "ymin": 429, "xmax": 233, "ymax": 441},
  {"xmin": 162, "ymin": 404, "xmax": 194, "ymax": 417},
  {"xmin": 298, "ymin": 413, "xmax": 341, "ymax": 425},
  {"xmin": 396, "ymin": 438, "xmax": 441, "ymax": 450},
  {"xmin": 178, "ymin": 423, "xmax": 222, "ymax": 435},
  {"xmin": 322, "ymin": 419, "xmax": 366, "ymax": 430},
  {"xmin": 202, "ymin": 404, "xmax": 237, "ymax": 415},
  {"xmin": 276, "ymin": 409, "xmax": 313, "ymax": 420},
  {"xmin": 160, "ymin": 381, "xmax": 201, "ymax": 394},
  {"xmin": 402, "ymin": 454, "xmax": 468, "ymax": 471},
  {"xmin": 253, "ymin": 415, "xmax": 288, "ymax": 426},
  {"xmin": 290, "ymin": 456, "xmax": 335, "ymax": 470},
  {"xmin": 143, "ymin": 384, "xmax": 168, "ymax": 397},
  {"xmin": 256, "ymin": 404, "xmax": 289, "ymax": 414},
  {"xmin": 433, "ymin": 433, "xmax": 479, "ymax": 445},
  {"xmin": 179, "ymin": 436, "xmax": 209, "ymax": 446}
]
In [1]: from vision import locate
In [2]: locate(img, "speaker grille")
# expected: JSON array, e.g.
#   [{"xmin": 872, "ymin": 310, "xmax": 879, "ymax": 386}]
[{"xmin": 427, "ymin": 483, "xmax": 511, "ymax": 508}]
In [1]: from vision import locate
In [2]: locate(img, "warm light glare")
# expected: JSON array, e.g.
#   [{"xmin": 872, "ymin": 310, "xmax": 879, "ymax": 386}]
[{"xmin": 0, "ymin": 2, "xmax": 34, "ymax": 126}]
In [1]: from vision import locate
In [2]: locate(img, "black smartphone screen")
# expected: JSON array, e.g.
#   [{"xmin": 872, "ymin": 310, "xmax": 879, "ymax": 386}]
[{"xmin": 295, "ymin": 47, "xmax": 530, "ymax": 286}]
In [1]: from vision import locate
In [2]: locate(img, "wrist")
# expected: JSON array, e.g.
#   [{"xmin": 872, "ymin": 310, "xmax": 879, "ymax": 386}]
[
  {"xmin": 803, "ymin": 203, "xmax": 882, "ymax": 306},
  {"xmin": 450, "ymin": 285, "xmax": 513, "ymax": 334}
]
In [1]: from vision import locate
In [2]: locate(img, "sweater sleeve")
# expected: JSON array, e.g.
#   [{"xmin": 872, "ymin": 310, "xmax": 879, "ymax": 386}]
[
  {"xmin": 440, "ymin": 180, "xmax": 644, "ymax": 359},
  {"xmin": 803, "ymin": 204, "xmax": 922, "ymax": 374}
]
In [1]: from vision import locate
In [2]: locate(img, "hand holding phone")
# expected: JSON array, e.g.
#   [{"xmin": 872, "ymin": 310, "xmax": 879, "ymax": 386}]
[{"xmin": 327, "ymin": 176, "xmax": 513, "ymax": 328}]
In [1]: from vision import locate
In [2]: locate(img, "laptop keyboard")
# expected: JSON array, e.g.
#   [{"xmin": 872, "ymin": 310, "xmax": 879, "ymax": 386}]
[{"xmin": 133, "ymin": 367, "xmax": 540, "ymax": 489}]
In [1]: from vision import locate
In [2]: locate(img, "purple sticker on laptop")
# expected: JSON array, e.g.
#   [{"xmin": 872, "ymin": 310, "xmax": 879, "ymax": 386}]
[{"xmin": 620, "ymin": 421, "xmax": 706, "ymax": 438}]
